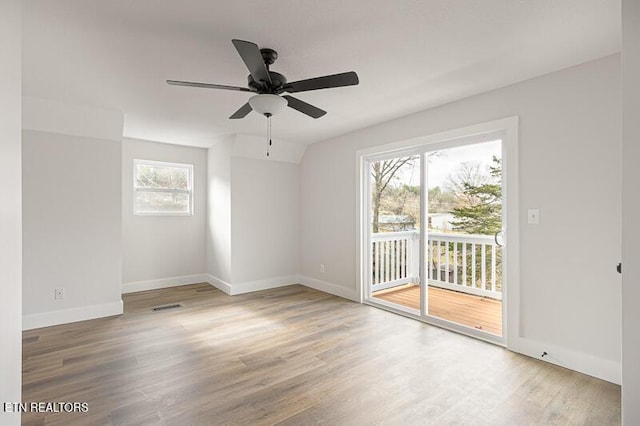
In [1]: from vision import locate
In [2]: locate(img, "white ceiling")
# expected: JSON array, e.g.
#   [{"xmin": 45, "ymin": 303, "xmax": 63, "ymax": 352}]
[{"xmin": 22, "ymin": 0, "xmax": 621, "ymax": 147}]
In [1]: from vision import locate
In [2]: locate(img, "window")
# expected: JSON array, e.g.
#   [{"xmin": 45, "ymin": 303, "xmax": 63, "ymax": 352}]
[{"xmin": 133, "ymin": 159, "xmax": 193, "ymax": 215}]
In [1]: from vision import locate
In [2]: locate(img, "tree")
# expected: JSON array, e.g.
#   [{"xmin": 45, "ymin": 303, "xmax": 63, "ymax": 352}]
[
  {"xmin": 371, "ymin": 156, "xmax": 418, "ymax": 232},
  {"xmin": 428, "ymin": 186, "xmax": 457, "ymax": 214},
  {"xmin": 370, "ymin": 152, "xmax": 447, "ymax": 233},
  {"xmin": 442, "ymin": 157, "xmax": 503, "ymax": 289},
  {"xmin": 449, "ymin": 156, "xmax": 502, "ymax": 235}
]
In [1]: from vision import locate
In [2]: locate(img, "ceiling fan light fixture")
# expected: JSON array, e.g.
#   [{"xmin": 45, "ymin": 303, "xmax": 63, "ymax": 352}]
[{"xmin": 249, "ymin": 94, "xmax": 287, "ymax": 117}]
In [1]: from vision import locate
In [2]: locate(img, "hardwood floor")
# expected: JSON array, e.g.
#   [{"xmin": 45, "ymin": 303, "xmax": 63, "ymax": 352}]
[
  {"xmin": 22, "ymin": 283, "xmax": 620, "ymax": 425},
  {"xmin": 373, "ymin": 284, "xmax": 502, "ymax": 335}
]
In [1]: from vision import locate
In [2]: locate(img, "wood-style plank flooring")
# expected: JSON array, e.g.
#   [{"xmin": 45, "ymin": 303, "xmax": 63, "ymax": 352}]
[
  {"xmin": 22, "ymin": 283, "xmax": 620, "ymax": 425},
  {"xmin": 373, "ymin": 284, "xmax": 502, "ymax": 335}
]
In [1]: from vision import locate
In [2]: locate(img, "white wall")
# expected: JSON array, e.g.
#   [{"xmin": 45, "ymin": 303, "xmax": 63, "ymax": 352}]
[
  {"xmin": 22, "ymin": 100, "xmax": 124, "ymax": 330},
  {"xmin": 231, "ymin": 157, "xmax": 299, "ymax": 285},
  {"xmin": 207, "ymin": 139, "xmax": 233, "ymax": 284},
  {"xmin": 206, "ymin": 136, "xmax": 300, "ymax": 294},
  {"xmin": 122, "ymin": 138, "xmax": 207, "ymax": 293},
  {"xmin": 622, "ymin": 0, "xmax": 640, "ymax": 422},
  {"xmin": 299, "ymin": 55, "xmax": 622, "ymax": 383},
  {"xmin": 0, "ymin": 0, "xmax": 22, "ymax": 423}
]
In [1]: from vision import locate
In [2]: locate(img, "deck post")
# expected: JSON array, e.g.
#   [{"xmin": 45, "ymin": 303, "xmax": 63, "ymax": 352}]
[{"xmin": 409, "ymin": 231, "xmax": 420, "ymax": 283}]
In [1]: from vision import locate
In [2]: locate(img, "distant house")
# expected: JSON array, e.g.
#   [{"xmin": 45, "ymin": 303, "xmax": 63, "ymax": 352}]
[
  {"xmin": 378, "ymin": 214, "xmax": 416, "ymax": 231},
  {"xmin": 428, "ymin": 212, "xmax": 455, "ymax": 231}
]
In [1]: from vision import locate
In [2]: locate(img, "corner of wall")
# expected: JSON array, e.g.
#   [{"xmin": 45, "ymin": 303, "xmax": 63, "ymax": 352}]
[
  {"xmin": 206, "ymin": 141, "xmax": 233, "ymax": 283},
  {"xmin": 205, "ymin": 274, "xmax": 232, "ymax": 295},
  {"xmin": 0, "ymin": 0, "xmax": 22, "ymax": 420},
  {"xmin": 298, "ymin": 275, "xmax": 359, "ymax": 302}
]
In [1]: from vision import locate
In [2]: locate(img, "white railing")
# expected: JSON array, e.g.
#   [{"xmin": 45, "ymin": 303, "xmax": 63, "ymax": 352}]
[
  {"xmin": 371, "ymin": 230, "xmax": 420, "ymax": 291},
  {"xmin": 371, "ymin": 230, "xmax": 502, "ymax": 300},
  {"xmin": 428, "ymin": 232, "xmax": 502, "ymax": 300}
]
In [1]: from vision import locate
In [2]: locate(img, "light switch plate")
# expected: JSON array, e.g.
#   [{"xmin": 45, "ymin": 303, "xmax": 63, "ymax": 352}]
[{"xmin": 528, "ymin": 209, "xmax": 540, "ymax": 224}]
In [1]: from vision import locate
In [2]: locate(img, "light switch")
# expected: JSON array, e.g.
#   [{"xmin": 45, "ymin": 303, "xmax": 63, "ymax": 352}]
[{"xmin": 528, "ymin": 209, "xmax": 540, "ymax": 225}]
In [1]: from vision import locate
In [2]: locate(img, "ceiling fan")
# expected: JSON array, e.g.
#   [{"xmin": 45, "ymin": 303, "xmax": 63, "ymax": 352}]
[{"xmin": 167, "ymin": 39, "xmax": 359, "ymax": 120}]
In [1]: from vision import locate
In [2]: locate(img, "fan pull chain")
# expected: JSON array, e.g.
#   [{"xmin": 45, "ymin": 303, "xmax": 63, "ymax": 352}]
[{"xmin": 266, "ymin": 115, "xmax": 272, "ymax": 157}]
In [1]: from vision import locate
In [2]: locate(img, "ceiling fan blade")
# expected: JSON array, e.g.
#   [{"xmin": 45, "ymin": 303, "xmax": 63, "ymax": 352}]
[
  {"xmin": 167, "ymin": 80, "xmax": 253, "ymax": 92},
  {"xmin": 229, "ymin": 103, "xmax": 252, "ymax": 119},
  {"xmin": 283, "ymin": 95, "xmax": 326, "ymax": 119},
  {"xmin": 284, "ymin": 71, "xmax": 359, "ymax": 93},
  {"xmin": 231, "ymin": 39, "xmax": 272, "ymax": 86}
]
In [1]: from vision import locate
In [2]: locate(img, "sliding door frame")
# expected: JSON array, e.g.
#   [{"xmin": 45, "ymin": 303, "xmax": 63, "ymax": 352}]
[{"xmin": 356, "ymin": 117, "xmax": 519, "ymax": 348}]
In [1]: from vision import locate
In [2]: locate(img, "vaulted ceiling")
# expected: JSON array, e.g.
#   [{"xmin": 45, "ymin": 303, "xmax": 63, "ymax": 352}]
[{"xmin": 22, "ymin": 0, "xmax": 621, "ymax": 147}]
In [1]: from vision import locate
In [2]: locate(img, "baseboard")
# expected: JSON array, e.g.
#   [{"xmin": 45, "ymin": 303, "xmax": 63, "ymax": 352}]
[
  {"xmin": 205, "ymin": 274, "xmax": 298, "ymax": 295},
  {"xmin": 231, "ymin": 275, "xmax": 298, "ymax": 295},
  {"xmin": 122, "ymin": 274, "xmax": 209, "ymax": 294},
  {"xmin": 23, "ymin": 300, "xmax": 124, "ymax": 331},
  {"xmin": 205, "ymin": 274, "xmax": 233, "ymax": 295},
  {"xmin": 298, "ymin": 275, "xmax": 359, "ymax": 302},
  {"xmin": 205, "ymin": 273, "xmax": 358, "ymax": 301},
  {"xmin": 512, "ymin": 337, "xmax": 621, "ymax": 385}
]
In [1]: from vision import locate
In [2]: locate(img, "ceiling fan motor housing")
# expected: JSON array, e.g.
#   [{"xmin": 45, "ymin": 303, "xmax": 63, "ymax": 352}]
[{"xmin": 248, "ymin": 71, "xmax": 287, "ymax": 93}]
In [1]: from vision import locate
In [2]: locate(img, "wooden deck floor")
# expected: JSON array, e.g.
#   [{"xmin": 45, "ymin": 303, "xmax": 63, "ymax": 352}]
[{"xmin": 373, "ymin": 284, "xmax": 502, "ymax": 335}]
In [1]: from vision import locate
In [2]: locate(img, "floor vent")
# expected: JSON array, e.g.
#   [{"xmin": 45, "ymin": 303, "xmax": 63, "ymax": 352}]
[{"xmin": 151, "ymin": 303, "xmax": 182, "ymax": 312}]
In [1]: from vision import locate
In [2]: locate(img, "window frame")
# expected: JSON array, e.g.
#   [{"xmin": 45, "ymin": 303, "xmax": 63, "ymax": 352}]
[{"xmin": 133, "ymin": 159, "xmax": 194, "ymax": 216}]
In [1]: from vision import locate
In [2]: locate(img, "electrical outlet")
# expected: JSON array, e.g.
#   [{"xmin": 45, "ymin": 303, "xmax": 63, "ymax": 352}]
[
  {"xmin": 54, "ymin": 288, "xmax": 65, "ymax": 300},
  {"xmin": 320, "ymin": 264, "xmax": 325, "ymax": 273}
]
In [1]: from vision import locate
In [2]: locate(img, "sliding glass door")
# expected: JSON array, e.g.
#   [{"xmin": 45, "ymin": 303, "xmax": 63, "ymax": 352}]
[{"xmin": 364, "ymin": 137, "xmax": 506, "ymax": 343}]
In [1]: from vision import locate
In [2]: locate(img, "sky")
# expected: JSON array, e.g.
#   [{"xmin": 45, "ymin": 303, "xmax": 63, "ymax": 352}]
[{"xmin": 397, "ymin": 139, "xmax": 502, "ymax": 189}]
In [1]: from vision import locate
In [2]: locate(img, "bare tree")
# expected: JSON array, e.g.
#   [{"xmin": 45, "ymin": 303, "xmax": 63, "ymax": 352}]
[
  {"xmin": 371, "ymin": 156, "xmax": 418, "ymax": 232},
  {"xmin": 370, "ymin": 152, "xmax": 448, "ymax": 233},
  {"xmin": 445, "ymin": 161, "xmax": 490, "ymax": 205}
]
